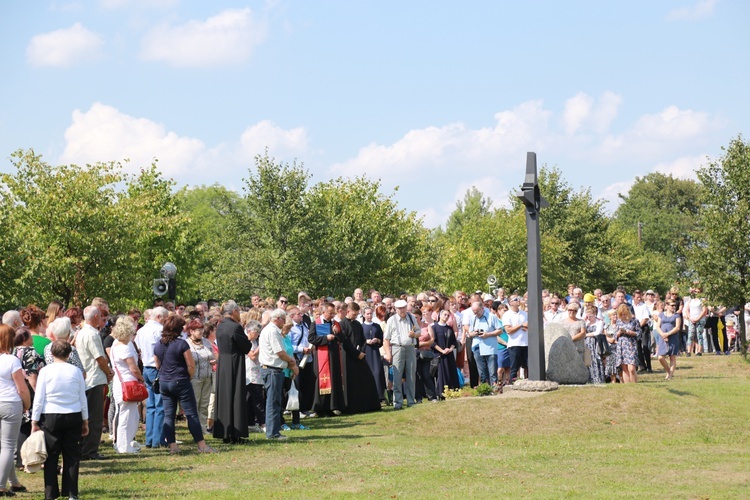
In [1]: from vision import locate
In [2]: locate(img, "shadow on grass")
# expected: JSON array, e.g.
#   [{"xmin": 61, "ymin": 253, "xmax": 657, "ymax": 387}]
[
  {"xmin": 303, "ymin": 419, "xmax": 376, "ymax": 430},
  {"xmin": 666, "ymin": 388, "xmax": 694, "ymax": 397}
]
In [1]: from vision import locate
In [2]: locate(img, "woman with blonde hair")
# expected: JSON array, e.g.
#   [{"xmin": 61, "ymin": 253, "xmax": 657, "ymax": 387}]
[
  {"xmin": 110, "ymin": 316, "xmax": 143, "ymax": 453},
  {"xmin": 615, "ymin": 304, "xmax": 640, "ymax": 383},
  {"xmin": 45, "ymin": 300, "xmax": 65, "ymax": 333}
]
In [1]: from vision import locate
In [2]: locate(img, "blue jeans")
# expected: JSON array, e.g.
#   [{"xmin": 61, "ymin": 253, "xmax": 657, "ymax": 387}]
[
  {"xmin": 261, "ymin": 367, "xmax": 284, "ymax": 438},
  {"xmin": 160, "ymin": 378, "xmax": 204, "ymax": 444},
  {"xmin": 475, "ymin": 352, "xmax": 498, "ymax": 385},
  {"xmin": 143, "ymin": 367, "xmax": 165, "ymax": 447}
]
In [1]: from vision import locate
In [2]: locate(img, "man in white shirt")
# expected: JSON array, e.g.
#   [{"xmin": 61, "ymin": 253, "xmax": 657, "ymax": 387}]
[
  {"xmin": 77, "ymin": 305, "xmax": 113, "ymax": 460},
  {"xmin": 259, "ymin": 309, "xmax": 298, "ymax": 440},
  {"xmin": 502, "ymin": 296, "xmax": 528, "ymax": 381},
  {"xmin": 544, "ymin": 297, "xmax": 565, "ymax": 324},
  {"xmin": 686, "ymin": 287, "xmax": 708, "ymax": 356},
  {"xmin": 135, "ymin": 306, "xmax": 168, "ymax": 448},
  {"xmin": 383, "ymin": 300, "xmax": 420, "ymax": 410}
]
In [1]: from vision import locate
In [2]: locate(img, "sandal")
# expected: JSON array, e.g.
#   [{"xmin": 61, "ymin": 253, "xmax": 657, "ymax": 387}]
[
  {"xmin": 198, "ymin": 446, "xmax": 218, "ymax": 454},
  {"xmin": 169, "ymin": 448, "xmax": 181, "ymax": 455}
]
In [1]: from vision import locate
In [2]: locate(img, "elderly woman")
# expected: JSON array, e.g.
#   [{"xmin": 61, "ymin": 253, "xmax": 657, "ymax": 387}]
[
  {"xmin": 244, "ymin": 321, "xmax": 265, "ymax": 433},
  {"xmin": 44, "ymin": 317, "xmax": 85, "ymax": 374},
  {"xmin": 583, "ymin": 306, "xmax": 606, "ymax": 384},
  {"xmin": 559, "ymin": 302, "xmax": 587, "ymax": 363},
  {"xmin": 0, "ymin": 325, "xmax": 31, "ymax": 497},
  {"xmin": 186, "ymin": 319, "xmax": 216, "ymax": 432},
  {"xmin": 615, "ymin": 304, "xmax": 640, "ymax": 383},
  {"xmin": 31, "ymin": 340, "xmax": 87, "ymax": 500},
  {"xmin": 154, "ymin": 316, "xmax": 216, "ymax": 454},
  {"xmin": 110, "ymin": 316, "xmax": 143, "ymax": 454}
]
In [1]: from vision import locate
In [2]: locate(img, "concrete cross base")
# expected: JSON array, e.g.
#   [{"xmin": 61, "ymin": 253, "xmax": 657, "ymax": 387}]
[{"xmin": 507, "ymin": 379, "xmax": 559, "ymax": 392}]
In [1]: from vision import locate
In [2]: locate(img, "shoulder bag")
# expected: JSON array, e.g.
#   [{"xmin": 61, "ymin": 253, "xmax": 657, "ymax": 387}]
[{"xmin": 111, "ymin": 349, "xmax": 149, "ymax": 402}]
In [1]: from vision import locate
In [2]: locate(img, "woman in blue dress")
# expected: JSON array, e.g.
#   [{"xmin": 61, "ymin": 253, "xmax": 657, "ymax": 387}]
[{"xmin": 655, "ymin": 300, "xmax": 682, "ymax": 380}]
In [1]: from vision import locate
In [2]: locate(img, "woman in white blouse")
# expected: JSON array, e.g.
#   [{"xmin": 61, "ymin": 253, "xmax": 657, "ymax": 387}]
[
  {"xmin": 0, "ymin": 324, "xmax": 31, "ymax": 497},
  {"xmin": 109, "ymin": 317, "xmax": 143, "ymax": 454},
  {"xmin": 31, "ymin": 340, "xmax": 87, "ymax": 500}
]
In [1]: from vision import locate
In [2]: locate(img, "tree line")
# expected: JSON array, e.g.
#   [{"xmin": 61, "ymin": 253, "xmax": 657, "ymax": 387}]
[{"xmin": 1, "ymin": 136, "xmax": 748, "ymax": 326}]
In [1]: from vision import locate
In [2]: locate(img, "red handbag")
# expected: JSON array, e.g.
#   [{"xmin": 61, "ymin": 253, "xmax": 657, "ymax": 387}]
[{"xmin": 112, "ymin": 352, "xmax": 148, "ymax": 402}]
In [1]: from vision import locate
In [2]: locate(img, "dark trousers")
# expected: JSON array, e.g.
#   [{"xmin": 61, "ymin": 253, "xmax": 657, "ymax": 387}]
[
  {"xmin": 81, "ymin": 384, "xmax": 105, "ymax": 457},
  {"xmin": 297, "ymin": 360, "xmax": 315, "ymax": 413},
  {"xmin": 415, "ymin": 356, "xmax": 437, "ymax": 401},
  {"xmin": 465, "ymin": 345, "xmax": 479, "ymax": 388},
  {"xmin": 637, "ymin": 328, "xmax": 652, "ymax": 371},
  {"xmin": 161, "ymin": 378, "xmax": 204, "ymax": 444},
  {"xmin": 509, "ymin": 346, "xmax": 528, "ymax": 380},
  {"xmin": 40, "ymin": 412, "xmax": 82, "ymax": 500},
  {"xmin": 245, "ymin": 383, "xmax": 265, "ymax": 426}
]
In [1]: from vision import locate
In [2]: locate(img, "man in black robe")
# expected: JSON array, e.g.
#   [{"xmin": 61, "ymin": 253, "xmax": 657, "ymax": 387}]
[
  {"xmin": 308, "ymin": 303, "xmax": 346, "ymax": 416},
  {"xmin": 213, "ymin": 300, "xmax": 253, "ymax": 443}
]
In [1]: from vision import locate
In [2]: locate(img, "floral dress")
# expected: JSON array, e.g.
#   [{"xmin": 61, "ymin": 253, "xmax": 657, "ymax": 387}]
[
  {"xmin": 615, "ymin": 318, "xmax": 639, "ymax": 367},
  {"xmin": 584, "ymin": 321, "xmax": 606, "ymax": 384},
  {"xmin": 13, "ymin": 345, "xmax": 46, "ymax": 423}
]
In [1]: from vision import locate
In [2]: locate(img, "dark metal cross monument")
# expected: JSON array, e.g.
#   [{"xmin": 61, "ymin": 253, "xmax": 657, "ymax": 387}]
[{"xmin": 516, "ymin": 152, "xmax": 548, "ymax": 380}]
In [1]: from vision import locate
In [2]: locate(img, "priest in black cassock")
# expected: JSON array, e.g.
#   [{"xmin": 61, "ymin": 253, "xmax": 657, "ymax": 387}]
[
  {"xmin": 340, "ymin": 303, "xmax": 381, "ymax": 414},
  {"xmin": 308, "ymin": 303, "xmax": 347, "ymax": 416},
  {"xmin": 213, "ymin": 301, "xmax": 253, "ymax": 443}
]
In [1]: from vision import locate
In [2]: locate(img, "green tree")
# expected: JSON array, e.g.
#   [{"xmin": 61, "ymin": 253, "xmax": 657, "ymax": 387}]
[
  {"xmin": 218, "ymin": 152, "xmax": 311, "ymax": 302},
  {"xmin": 0, "ymin": 149, "xmax": 189, "ymax": 310},
  {"xmin": 689, "ymin": 135, "xmax": 750, "ymax": 354},
  {"xmin": 445, "ymin": 186, "xmax": 492, "ymax": 235},
  {"xmin": 614, "ymin": 172, "xmax": 702, "ymax": 279},
  {"xmin": 175, "ymin": 184, "xmax": 241, "ymax": 302},
  {"xmin": 305, "ymin": 177, "xmax": 431, "ymax": 297}
]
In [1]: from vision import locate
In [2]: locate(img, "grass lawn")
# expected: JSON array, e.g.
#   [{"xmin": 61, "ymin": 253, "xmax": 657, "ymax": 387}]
[{"xmin": 20, "ymin": 354, "xmax": 750, "ymax": 498}]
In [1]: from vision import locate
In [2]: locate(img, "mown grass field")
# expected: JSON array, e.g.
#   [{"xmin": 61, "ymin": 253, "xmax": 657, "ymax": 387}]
[{"xmin": 20, "ymin": 354, "xmax": 750, "ymax": 498}]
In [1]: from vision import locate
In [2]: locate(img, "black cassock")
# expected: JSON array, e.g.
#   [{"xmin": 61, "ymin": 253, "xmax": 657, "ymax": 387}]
[
  {"xmin": 362, "ymin": 321, "xmax": 386, "ymax": 400},
  {"xmin": 340, "ymin": 318, "xmax": 381, "ymax": 414},
  {"xmin": 309, "ymin": 320, "xmax": 347, "ymax": 415},
  {"xmin": 213, "ymin": 317, "xmax": 252, "ymax": 442}
]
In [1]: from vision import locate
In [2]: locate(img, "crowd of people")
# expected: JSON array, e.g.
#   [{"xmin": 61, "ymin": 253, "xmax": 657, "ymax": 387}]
[{"xmin": 0, "ymin": 284, "xmax": 747, "ymax": 498}]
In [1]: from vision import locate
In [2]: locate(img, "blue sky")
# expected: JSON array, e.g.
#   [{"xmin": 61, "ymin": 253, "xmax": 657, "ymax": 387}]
[{"xmin": 1, "ymin": 0, "xmax": 747, "ymax": 227}]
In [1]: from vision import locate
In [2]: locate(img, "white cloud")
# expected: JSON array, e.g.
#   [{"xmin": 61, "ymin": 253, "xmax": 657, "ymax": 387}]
[
  {"xmin": 651, "ymin": 155, "xmax": 705, "ymax": 181},
  {"xmin": 60, "ymin": 103, "xmax": 205, "ymax": 176},
  {"xmin": 140, "ymin": 8, "xmax": 267, "ymax": 67},
  {"xmin": 239, "ymin": 120, "xmax": 309, "ymax": 161},
  {"xmin": 330, "ymin": 100, "xmax": 551, "ymax": 182},
  {"xmin": 99, "ymin": 0, "xmax": 177, "ymax": 8},
  {"xmin": 26, "ymin": 23, "xmax": 104, "ymax": 67},
  {"xmin": 597, "ymin": 105, "xmax": 719, "ymax": 160},
  {"xmin": 667, "ymin": 0, "xmax": 718, "ymax": 21},
  {"xmin": 58, "ymin": 103, "xmax": 311, "ymax": 183},
  {"xmin": 562, "ymin": 91, "xmax": 622, "ymax": 135}
]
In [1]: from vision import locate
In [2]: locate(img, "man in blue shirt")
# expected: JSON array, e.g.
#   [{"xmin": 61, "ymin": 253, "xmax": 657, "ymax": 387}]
[{"xmin": 465, "ymin": 301, "xmax": 501, "ymax": 386}]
